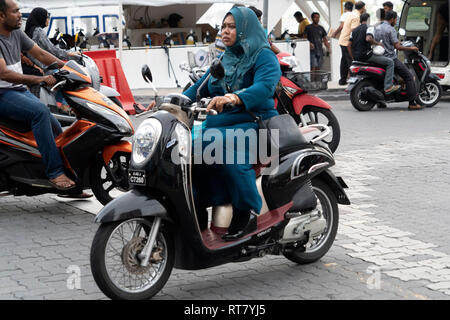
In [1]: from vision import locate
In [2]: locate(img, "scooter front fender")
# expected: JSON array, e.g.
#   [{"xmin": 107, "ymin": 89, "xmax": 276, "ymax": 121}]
[
  {"xmin": 99, "ymin": 85, "xmax": 120, "ymax": 98},
  {"xmin": 292, "ymin": 94, "xmax": 332, "ymax": 114},
  {"xmin": 102, "ymin": 140, "xmax": 131, "ymax": 165},
  {"xmin": 94, "ymin": 189, "xmax": 172, "ymax": 223}
]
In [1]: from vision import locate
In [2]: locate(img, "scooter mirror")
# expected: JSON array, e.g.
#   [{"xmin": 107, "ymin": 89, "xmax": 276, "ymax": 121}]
[
  {"xmin": 210, "ymin": 59, "xmax": 225, "ymax": 80},
  {"xmin": 141, "ymin": 64, "xmax": 153, "ymax": 83},
  {"xmin": 291, "ymin": 42, "xmax": 297, "ymax": 49},
  {"xmin": 399, "ymin": 28, "xmax": 406, "ymax": 36}
]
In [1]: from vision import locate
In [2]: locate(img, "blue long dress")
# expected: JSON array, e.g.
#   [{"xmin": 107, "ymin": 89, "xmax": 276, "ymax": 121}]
[{"xmin": 183, "ymin": 7, "xmax": 281, "ymax": 214}]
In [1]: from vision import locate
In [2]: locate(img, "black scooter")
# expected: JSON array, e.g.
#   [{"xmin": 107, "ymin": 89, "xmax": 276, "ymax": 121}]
[
  {"xmin": 89, "ymin": 60, "xmax": 350, "ymax": 300},
  {"xmin": 347, "ymin": 40, "xmax": 442, "ymax": 111}
]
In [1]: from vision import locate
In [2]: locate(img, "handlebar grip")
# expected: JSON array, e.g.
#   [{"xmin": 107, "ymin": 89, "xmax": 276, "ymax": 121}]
[{"xmin": 222, "ymin": 103, "xmax": 235, "ymax": 112}]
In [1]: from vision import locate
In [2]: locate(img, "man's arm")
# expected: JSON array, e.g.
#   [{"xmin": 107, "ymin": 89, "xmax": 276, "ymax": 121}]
[
  {"xmin": 270, "ymin": 42, "xmax": 281, "ymax": 54},
  {"xmin": 393, "ymin": 41, "xmax": 418, "ymax": 52},
  {"xmin": 331, "ymin": 21, "xmax": 344, "ymax": 38},
  {"xmin": 428, "ymin": 13, "xmax": 447, "ymax": 58},
  {"xmin": 0, "ymin": 58, "xmax": 55, "ymax": 86},
  {"xmin": 27, "ymin": 44, "xmax": 65, "ymax": 68},
  {"xmin": 323, "ymin": 36, "xmax": 331, "ymax": 52},
  {"xmin": 347, "ymin": 40, "xmax": 353, "ymax": 60},
  {"xmin": 366, "ymin": 34, "xmax": 382, "ymax": 46}
]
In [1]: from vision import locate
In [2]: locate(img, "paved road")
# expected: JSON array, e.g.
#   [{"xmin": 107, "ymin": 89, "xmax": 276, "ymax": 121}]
[{"xmin": 1, "ymin": 95, "xmax": 450, "ymax": 300}]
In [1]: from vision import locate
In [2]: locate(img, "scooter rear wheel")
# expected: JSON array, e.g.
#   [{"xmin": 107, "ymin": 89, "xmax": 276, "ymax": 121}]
[
  {"xmin": 350, "ymin": 80, "xmax": 376, "ymax": 111},
  {"xmin": 283, "ymin": 178, "xmax": 339, "ymax": 264},
  {"xmin": 418, "ymin": 80, "xmax": 442, "ymax": 108},
  {"xmin": 90, "ymin": 218, "xmax": 174, "ymax": 300},
  {"xmin": 300, "ymin": 106, "xmax": 341, "ymax": 153}
]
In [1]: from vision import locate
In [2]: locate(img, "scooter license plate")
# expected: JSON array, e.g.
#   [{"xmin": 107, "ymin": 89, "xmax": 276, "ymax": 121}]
[
  {"xmin": 348, "ymin": 77, "xmax": 358, "ymax": 84},
  {"xmin": 129, "ymin": 170, "xmax": 146, "ymax": 186}
]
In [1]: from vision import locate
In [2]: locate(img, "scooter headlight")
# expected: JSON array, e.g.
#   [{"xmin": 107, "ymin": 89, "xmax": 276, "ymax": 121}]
[
  {"xmin": 85, "ymin": 102, "xmax": 132, "ymax": 134},
  {"xmin": 132, "ymin": 118, "xmax": 162, "ymax": 165}
]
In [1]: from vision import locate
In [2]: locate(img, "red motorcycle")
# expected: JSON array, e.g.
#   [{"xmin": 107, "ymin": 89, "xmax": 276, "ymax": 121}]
[{"xmin": 275, "ymin": 51, "xmax": 340, "ymax": 153}]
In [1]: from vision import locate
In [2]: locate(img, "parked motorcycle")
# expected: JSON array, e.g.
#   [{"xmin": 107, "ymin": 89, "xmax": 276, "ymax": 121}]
[
  {"xmin": 89, "ymin": 61, "xmax": 350, "ymax": 300},
  {"xmin": 276, "ymin": 49, "xmax": 341, "ymax": 153},
  {"xmin": 347, "ymin": 39, "xmax": 442, "ymax": 111},
  {"xmin": 0, "ymin": 60, "xmax": 133, "ymax": 205},
  {"xmin": 180, "ymin": 62, "xmax": 208, "ymax": 92}
]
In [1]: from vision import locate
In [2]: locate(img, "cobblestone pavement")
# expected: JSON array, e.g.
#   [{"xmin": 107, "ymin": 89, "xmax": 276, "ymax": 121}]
[{"xmin": 1, "ymin": 98, "xmax": 450, "ymax": 300}]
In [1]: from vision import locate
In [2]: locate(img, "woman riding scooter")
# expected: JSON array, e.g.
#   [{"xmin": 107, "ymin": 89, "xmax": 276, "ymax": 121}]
[
  {"xmin": 183, "ymin": 7, "xmax": 282, "ymax": 241},
  {"xmin": 24, "ymin": 8, "xmax": 80, "ymax": 69},
  {"xmin": 24, "ymin": 8, "xmax": 79, "ymax": 103}
]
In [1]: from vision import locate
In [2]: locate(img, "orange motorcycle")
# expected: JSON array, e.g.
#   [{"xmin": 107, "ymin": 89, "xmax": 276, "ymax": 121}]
[{"xmin": 0, "ymin": 60, "xmax": 134, "ymax": 205}]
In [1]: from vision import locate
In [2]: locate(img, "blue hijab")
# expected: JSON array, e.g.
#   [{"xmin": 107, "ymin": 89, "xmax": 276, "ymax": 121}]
[{"xmin": 216, "ymin": 7, "xmax": 270, "ymax": 92}]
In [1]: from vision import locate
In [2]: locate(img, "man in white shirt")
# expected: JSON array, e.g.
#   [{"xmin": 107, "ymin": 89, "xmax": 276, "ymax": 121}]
[{"xmin": 331, "ymin": 1, "xmax": 354, "ymax": 85}]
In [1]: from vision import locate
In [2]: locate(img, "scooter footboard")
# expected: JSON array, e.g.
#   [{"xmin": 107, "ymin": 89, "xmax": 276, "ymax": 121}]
[{"xmin": 94, "ymin": 189, "xmax": 172, "ymax": 223}]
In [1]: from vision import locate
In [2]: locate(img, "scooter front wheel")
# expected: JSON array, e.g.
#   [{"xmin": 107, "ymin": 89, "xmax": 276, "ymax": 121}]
[
  {"xmin": 283, "ymin": 178, "xmax": 339, "ymax": 264},
  {"xmin": 90, "ymin": 218, "xmax": 175, "ymax": 300},
  {"xmin": 89, "ymin": 152, "xmax": 130, "ymax": 206},
  {"xmin": 350, "ymin": 80, "xmax": 376, "ymax": 111}
]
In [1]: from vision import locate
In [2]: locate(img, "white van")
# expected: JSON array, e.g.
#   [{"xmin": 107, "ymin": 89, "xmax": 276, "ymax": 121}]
[{"xmin": 399, "ymin": 0, "xmax": 449, "ymax": 89}]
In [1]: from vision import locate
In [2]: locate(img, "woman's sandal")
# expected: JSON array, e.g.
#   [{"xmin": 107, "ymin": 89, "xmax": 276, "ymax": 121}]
[{"xmin": 49, "ymin": 175, "xmax": 76, "ymax": 191}]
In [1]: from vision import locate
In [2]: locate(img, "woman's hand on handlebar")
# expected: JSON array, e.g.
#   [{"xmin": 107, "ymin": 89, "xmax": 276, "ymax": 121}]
[
  {"xmin": 207, "ymin": 96, "xmax": 233, "ymax": 113},
  {"xmin": 206, "ymin": 94, "xmax": 241, "ymax": 113}
]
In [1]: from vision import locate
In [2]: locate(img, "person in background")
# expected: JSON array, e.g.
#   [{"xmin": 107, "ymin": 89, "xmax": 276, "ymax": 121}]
[
  {"xmin": 304, "ymin": 12, "xmax": 330, "ymax": 71},
  {"xmin": 348, "ymin": 13, "xmax": 399, "ymax": 94},
  {"xmin": 338, "ymin": 1, "xmax": 366, "ymax": 82},
  {"xmin": 24, "ymin": 8, "xmax": 79, "ymax": 70},
  {"xmin": 373, "ymin": 10, "xmax": 422, "ymax": 110},
  {"xmin": 383, "ymin": 1, "xmax": 394, "ymax": 13},
  {"xmin": 249, "ymin": 5, "xmax": 280, "ymax": 54},
  {"xmin": 291, "ymin": 11, "xmax": 309, "ymax": 38},
  {"xmin": 331, "ymin": 1, "xmax": 354, "ymax": 85},
  {"xmin": 428, "ymin": 2, "xmax": 449, "ymax": 61},
  {"xmin": 375, "ymin": 8, "xmax": 385, "ymax": 26}
]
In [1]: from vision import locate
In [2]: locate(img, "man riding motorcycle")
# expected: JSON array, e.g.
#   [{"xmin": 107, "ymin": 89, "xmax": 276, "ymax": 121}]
[
  {"xmin": 0, "ymin": 0, "xmax": 74, "ymax": 190},
  {"xmin": 370, "ymin": 10, "xmax": 422, "ymax": 110},
  {"xmin": 348, "ymin": 13, "xmax": 399, "ymax": 95}
]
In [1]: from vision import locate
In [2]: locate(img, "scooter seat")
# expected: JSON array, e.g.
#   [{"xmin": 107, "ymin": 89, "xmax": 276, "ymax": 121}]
[
  {"xmin": 0, "ymin": 118, "xmax": 31, "ymax": 133},
  {"xmin": 268, "ymin": 114, "xmax": 310, "ymax": 154},
  {"xmin": 352, "ymin": 60, "xmax": 386, "ymax": 69}
]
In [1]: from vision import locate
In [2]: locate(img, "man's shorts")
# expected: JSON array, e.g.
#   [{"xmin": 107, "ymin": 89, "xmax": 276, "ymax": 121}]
[{"xmin": 310, "ymin": 53, "xmax": 324, "ymax": 68}]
